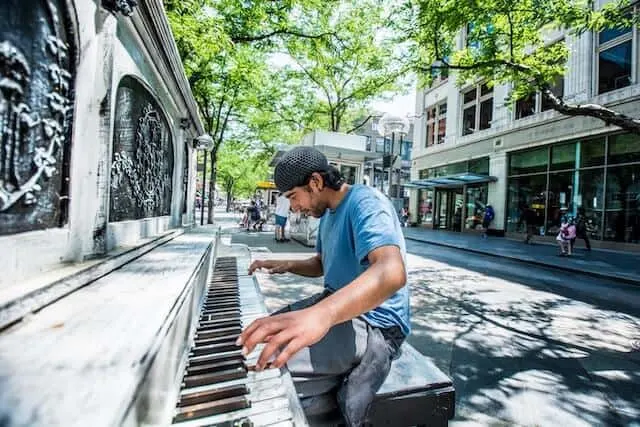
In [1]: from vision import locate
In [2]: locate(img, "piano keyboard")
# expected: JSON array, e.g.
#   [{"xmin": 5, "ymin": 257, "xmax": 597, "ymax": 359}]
[{"xmin": 172, "ymin": 257, "xmax": 308, "ymax": 427}]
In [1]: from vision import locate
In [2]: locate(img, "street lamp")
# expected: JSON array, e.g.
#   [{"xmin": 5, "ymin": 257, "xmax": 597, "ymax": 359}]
[
  {"xmin": 193, "ymin": 134, "xmax": 214, "ymax": 225},
  {"xmin": 377, "ymin": 113, "xmax": 410, "ymax": 198}
]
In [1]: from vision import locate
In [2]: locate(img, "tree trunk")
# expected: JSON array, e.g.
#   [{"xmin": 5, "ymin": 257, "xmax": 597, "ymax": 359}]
[{"xmin": 207, "ymin": 152, "xmax": 217, "ymax": 224}]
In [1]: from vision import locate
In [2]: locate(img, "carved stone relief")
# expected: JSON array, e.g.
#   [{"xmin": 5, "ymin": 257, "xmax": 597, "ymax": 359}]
[
  {"xmin": 0, "ymin": 0, "xmax": 75, "ymax": 236},
  {"xmin": 109, "ymin": 77, "xmax": 174, "ymax": 222},
  {"xmin": 102, "ymin": 0, "xmax": 138, "ymax": 17}
]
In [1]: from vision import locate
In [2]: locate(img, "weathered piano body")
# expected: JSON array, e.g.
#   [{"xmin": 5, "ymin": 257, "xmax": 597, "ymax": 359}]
[{"xmin": 0, "ymin": 230, "xmax": 454, "ymax": 426}]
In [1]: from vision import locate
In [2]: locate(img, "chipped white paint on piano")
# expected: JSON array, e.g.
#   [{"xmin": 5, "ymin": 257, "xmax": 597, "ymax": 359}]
[{"xmin": 0, "ymin": 232, "xmax": 215, "ymax": 427}]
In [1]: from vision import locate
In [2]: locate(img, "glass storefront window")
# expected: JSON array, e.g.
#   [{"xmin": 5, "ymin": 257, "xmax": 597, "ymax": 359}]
[
  {"xmin": 577, "ymin": 168, "xmax": 605, "ymax": 240},
  {"xmin": 551, "ymin": 142, "xmax": 577, "ymax": 171},
  {"xmin": 468, "ymin": 157, "xmax": 489, "ymax": 174},
  {"xmin": 506, "ymin": 174, "xmax": 547, "ymax": 233},
  {"xmin": 608, "ymin": 133, "xmax": 640, "ymax": 165},
  {"xmin": 340, "ymin": 165, "xmax": 357, "ymax": 185},
  {"xmin": 418, "ymin": 189, "xmax": 434, "ymax": 224},
  {"xmin": 546, "ymin": 171, "xmax": 575, "ymax": 235},
  {"xmin": 509, "ymin": 147, "xmax": 548, "ymax": 175},
  {"xmin": 580, "ymin": 138, "xmax": 606, "ymax": 167},
  {"xmin": 604, "ymin": 164, "xmax": 640, "ymax": 243},
  {"xmin": 465, "ymin": 185, "xmax": 487, "ymax": 230}
]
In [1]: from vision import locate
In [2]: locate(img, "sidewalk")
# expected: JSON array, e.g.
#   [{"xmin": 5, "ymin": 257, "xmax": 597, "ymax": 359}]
[{"xmin": 403, "ymin": 227, "xmax": 640, "ymax": 286}]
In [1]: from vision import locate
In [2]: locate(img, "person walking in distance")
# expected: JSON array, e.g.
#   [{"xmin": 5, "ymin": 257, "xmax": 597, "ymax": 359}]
[
  {"xmin": 274, "ymin": 193, "xmax": 291, "ymax": 242},
  {"xmin": 237, "ymin": 146, "xmax": 410, "ymax": 426},
  {"xmin": 575, "ymin": 207, "xmax": 591, "ymax": 251},
  {"xmin": 523, "ymin": 204, "xmax": 537, "ymax": 244},
  {"xmin": 482, "ymin": 205, "xmax": 495, "ymax": 239}
]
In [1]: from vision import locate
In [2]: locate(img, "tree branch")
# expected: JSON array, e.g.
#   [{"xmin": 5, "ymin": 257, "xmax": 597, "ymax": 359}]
[
  {"xmin": 541, "ymin": 87, "xmax": 640, "ymax": 133},
  {"xmin": 232, "ymin": 30, "xmax": 336, "ymax": 43},
  {"xmin": 345, "ymin": 114, "xmax": 377, "ymax": 134}
]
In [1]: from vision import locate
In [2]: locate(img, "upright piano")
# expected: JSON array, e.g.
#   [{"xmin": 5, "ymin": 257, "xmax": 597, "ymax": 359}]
[{"xmin": 0, "ymin": 230, "xmax": 454, "ymax": 426}]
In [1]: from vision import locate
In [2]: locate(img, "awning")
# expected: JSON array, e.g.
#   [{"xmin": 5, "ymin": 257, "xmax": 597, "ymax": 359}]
[
  {"xmin": 256, "ymin": 181, "xmax": 276, "ymax": 189},
  {"xmin": 407, "ymin": 173, "xmax": 497, "ymax": 189}
]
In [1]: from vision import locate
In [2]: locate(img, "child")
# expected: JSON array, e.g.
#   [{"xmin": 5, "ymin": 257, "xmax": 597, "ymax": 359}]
[{"xmin": 556, "ymin": 218, "xmax": 577, "ymax": 256}]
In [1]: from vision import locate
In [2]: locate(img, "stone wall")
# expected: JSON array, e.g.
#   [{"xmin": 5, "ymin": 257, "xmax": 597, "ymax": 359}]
[{"xmin": 0, "ymin": 0, "xmax": 203, "ymax": 287}]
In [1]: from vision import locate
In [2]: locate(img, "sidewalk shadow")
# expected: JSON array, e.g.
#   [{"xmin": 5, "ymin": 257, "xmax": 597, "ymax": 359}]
[{"xmin": 406, "ymin": 261, "xmax": 640, "ymax": 425}]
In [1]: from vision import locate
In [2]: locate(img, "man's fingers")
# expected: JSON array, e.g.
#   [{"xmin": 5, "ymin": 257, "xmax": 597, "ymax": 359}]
[
  {"xmin": 236, "ymin": 316, "xmax": 266, "ymax": 346},
  {"xmin": 272, "ymin": 337, "xmax": 305, "ymax": 369},
  {"xmin": 241, "ymin": 318, "xmax": 287, "ymax": 355},
  {"xmin": 256, "ymin": 330, "xmax": 295, "ymax": 370}
]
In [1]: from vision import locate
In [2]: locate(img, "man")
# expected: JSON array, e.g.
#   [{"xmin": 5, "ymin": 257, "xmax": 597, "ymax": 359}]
[
  {"xmin": 274, "ymin": 193, "xmax": 291, "ymax": 242},
  {"xmin": 522, "ymin": 204, "xmax": 537, "ymax": 244},
  {"xmin": 481, "ymin": 204, "xmax": 494, "ymax": 239},
  {"xmin": 237, "ymin": 146, "xmax": 410, "ymax": 426}
]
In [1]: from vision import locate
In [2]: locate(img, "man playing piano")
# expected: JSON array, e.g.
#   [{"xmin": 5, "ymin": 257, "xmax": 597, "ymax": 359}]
[{"xmin": 237, "ymin": 146, "xmax": 410, "ymax": 427}]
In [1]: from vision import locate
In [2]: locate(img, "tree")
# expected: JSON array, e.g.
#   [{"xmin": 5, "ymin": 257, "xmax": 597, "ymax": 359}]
[
  {"xmin": 283, "ymin": 0, "xmax": 411, "ymax": 133},
  {"xmin": 216, "ymin": 140, "xmax": 271, "ymax": 211},
  {"xmin": 164, "ymin": 0, "xmax": 340, "ymax": 223},
  {"xmin": 403, "ymin": 0, "xmax": 640, "ymax": 133}
]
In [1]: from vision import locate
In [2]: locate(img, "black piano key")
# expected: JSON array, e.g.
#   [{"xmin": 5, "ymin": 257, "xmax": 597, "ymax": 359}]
[
  {"xmin": 191, "ymin": 341, "xmax": 239, "ymax": 356},
  {"xmin": 194, "ymin": 334, "xmax": 240, "ymax": 347},
  {"xmin": 182, "ymin": 366, "xmax": 247, "ymax": 388},
  {"xmin": 196, "ymin": 326, "xmax": 241, "ymax": 339},
  {"xmin": 187, "ymin": 350, "xmax": 244, "ymax": 367},
  {"xmin": 186, "ymin": 358, "xmax": 244, "ymax": 375},
  {"xmin": 173, "ymin": 395, "xmax": 250, "ymax": 423},
  {"xmin": 198, "ymin": 319, "xmax": 242, "ymax": 329},
  {"xmin": 177, "ymin": 384, "xmax": 249, "ymax": 408},
  {"xmin": 208, "ymin": 418, "xmax": 254, "ymax": 427},
  {"xmin": 203, "ymin": 302, "xmax": 238, "ymax": 310}
]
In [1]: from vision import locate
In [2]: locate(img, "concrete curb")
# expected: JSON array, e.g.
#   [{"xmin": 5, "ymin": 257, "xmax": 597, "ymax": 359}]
[{"xmin": 404, "ymin": 235, "xmax": 640, "ymax": 287}]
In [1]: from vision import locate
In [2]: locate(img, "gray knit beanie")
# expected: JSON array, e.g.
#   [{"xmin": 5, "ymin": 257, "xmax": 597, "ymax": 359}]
[{"xmin": 274, "ymin": 146, "xmax": 330, "ymax": 193}]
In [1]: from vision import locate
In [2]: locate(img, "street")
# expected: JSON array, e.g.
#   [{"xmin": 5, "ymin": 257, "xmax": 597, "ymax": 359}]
[{"xmin": 219, "ymin": 211, "xmax": 640, "ymax": 427}]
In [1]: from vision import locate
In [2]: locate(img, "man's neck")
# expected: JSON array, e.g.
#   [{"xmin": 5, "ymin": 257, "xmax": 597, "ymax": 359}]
[{"xmin": 325, "ymin": 183, "xmax": 351, "ymax": 211}]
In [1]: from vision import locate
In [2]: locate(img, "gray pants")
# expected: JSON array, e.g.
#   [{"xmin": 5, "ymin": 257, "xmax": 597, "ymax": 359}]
[{"xmin": 274, "ymin": 291, "xmax": 403, "ymax": 426}]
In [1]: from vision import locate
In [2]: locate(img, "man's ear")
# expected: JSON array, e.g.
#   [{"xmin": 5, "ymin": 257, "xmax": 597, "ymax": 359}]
[{"xmin": 309, "ymin": 172, "xmax": 324, "ymax": 192}]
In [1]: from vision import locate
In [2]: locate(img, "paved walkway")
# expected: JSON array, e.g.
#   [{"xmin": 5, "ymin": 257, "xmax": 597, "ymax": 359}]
[{"xmin": 403, "ymin": 228, "xmax": 640, "ymax": 285}]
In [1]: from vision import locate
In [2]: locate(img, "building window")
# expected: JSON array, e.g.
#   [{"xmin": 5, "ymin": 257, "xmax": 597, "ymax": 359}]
[
  {"xmin": 597, "ymin": 22, "xmax": 633, "ymax": 94},
  {"xmin": 424, "ymin": 101, "xmax": 447, "ymax": 147},
  {"xmin": 506, "ymin": 133, "xmax": 640, "ymax": 244},
  {"xmin": 462, "ymin": 84, "xmax": 493, "ymax": 136},
  {"xmin": 513, "ymin": 75, "xmax": 565, "ymax": 119}
]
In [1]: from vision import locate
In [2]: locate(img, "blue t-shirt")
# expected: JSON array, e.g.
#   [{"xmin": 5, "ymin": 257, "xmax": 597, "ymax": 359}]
[{"xmin": 316, "ymin": 185, "xmax": 411, "ymax": 336}]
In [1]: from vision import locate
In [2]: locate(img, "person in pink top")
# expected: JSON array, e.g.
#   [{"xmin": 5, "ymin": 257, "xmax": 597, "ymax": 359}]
[{"xmin": 556, "ymin": 217, "xmax": 577, "ymax": 256}]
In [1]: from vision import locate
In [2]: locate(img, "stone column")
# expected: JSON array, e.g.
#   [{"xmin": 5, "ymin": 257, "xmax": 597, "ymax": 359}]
[
  {"xmin": 66, "ymin": 11, "xmax": 118, "ymax": 261},
  {"xmin": 488, "ymin": 152, "xmax": 508, "ymax": 231}
]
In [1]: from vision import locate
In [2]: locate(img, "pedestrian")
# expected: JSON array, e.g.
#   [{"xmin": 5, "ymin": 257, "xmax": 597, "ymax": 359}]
[
  {"xmin": 399, "ymin": 207, "xmax": 409, "ymax": 227},
  {"xmin": 239, "ymin": 146, "xmax": 409, "ymax": 427},
  {"xmin": 575, "ymin": 207, "xmax": 591, "ymax": 251},
  {"xmin": 523, "ymin": 204, "xmax": 537, "ymax": 244},
  {"xmin": 274, "ymin": 193, "xmax": 291, "ymax": 242},
  {"xmin": 556, "ymin": 216, "xmax": 576, "ymax": 256},
  {"xmin": 482, "ymin": 205, "xmax": 495, "ymax": 239}
]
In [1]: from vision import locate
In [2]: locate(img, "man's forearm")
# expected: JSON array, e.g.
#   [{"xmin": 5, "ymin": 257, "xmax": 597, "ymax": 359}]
[
  {"xmin": 314, "ymin": 249, "xmax": 405, "ymax": 326},
  {"xmin": 287, "ymin": 255, "xmax": 323, "ymax": 277}
]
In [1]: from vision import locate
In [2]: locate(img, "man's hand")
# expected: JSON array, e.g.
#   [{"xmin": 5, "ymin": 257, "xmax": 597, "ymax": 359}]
[
  {"xmin": 248, "ymin": 259, "xmax": 291, "ymax": 275},
  {"xmin": 236, "ymin": 307, "xmax": 333, "ymax": 370}
]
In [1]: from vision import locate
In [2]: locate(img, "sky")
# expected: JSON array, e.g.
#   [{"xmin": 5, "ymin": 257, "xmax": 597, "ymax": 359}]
[{"xmin": 371, "ymin": 91, "xmax": 416, "ymax": 119}]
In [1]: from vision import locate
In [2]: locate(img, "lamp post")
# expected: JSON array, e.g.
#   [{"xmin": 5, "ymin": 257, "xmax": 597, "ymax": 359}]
[
  {"xmin": 377, "ymin": 113, "xmax": 410, "ymax": 198},
  {"xmin": 193, "ymin": 134, "xmax": 214, "ymax": 225}
]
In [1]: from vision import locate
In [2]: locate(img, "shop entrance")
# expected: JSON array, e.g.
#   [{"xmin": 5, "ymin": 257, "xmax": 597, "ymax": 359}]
[{"xmin": 434, "ymin": 188, "xmax": 464, "ymax": 231}]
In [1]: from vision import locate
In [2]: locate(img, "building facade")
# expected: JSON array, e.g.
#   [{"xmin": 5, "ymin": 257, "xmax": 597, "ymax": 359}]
[
  {"xmin": 355, "ymin": 116, "xmax": 414, "ymax": 213},
  {"xmin": 0, "ymin": 0, "xmax": 204, "ymax": 285},
  {"xmin": 410, "ymin": 18, "xmax": 640, "ymax": 250}
]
